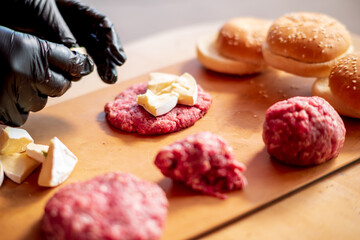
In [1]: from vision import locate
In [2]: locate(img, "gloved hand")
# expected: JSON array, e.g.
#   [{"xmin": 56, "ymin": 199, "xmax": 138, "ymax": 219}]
[
  {"xmin": 55, "ymin": 0, "xmax": 127, "ymax": 84},
  {"xmin": 0, "ymin": 0, "xmax": 126, "ymax": 84},
  {"xmin": 0, "ymin": 26, "xmax": 94, "ymax": 126}
]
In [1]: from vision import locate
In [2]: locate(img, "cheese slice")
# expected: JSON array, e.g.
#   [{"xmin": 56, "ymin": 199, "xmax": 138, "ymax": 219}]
[
  {"xmin": 137, "ymin": 89, "xmax": 179, "ymax": 116},
  {"xmin": 0, "ymin": 161, "xmax": 4, "ymax": 187},
  {"xmin": 0, "ymin": 127, "xmax": 34, "ymax": 154},
  {"xmin": 172, "ymin": 72, "xmax": 198, "ymax": 106},
  {"xmin": 38, "ymin": 137, "xmax": 78, "ymax": 187},
  {"xmin": 26, "ymin": 143, "xmax": 49, "ymax": 163},
  {"xmin": 1, "ymin": 153, "xmax": 40, "ymax": 184}
]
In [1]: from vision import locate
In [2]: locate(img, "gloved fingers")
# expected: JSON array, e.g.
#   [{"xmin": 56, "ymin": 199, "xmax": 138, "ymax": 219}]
[
  {"xmin": 47, "ymin": 43, "xmax": 94, "ymax": 78},
  {"xmin": 96, "ymin": 60, "xmax": 118, "ymax": 84},
  {"xmin": 0, "ymin": 0, "xmax": 78, "ymax": 48},
  {"xmin": 101, "ymin": 19, "xmax": 126, "ymax": 66},
  {"xmin": 0, "ymin": 94, "xmax": 29, "ymax": 127},
  {"xmin": 36, "ymin": 69, "xmax": 72, "ymax": 97},
  {"xmin": 107, "ymin": 35, "xmax": 127, "ymax": 66},
  {"xmin": 37, "ymin": 0, "xmax": 78, "ymax": 47}
]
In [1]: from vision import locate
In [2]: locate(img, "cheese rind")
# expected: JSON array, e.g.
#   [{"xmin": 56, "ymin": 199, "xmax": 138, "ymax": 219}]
[
  {"xmin": 1, "ymin": 153, "xmax": 40, "ymax": 184},
  {"xmin": 26, "ymin": 143, "xmax": 49, "ymax": 163},
  {"xmin": 137, "ymin": 90, "xmax": 178, "ymax": 116},
  {"xmin": 38, "ymin": 137, "xmax": 78, "ymax": 187},
  {"xmin": 0, "ymin": 127, "xmax": 34, "ymax": 154}
]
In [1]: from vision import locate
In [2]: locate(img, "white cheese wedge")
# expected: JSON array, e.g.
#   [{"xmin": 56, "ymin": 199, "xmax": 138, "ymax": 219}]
[
  {"xmin": 38, "ymin": 137, "xmax": 78, "ymax": 187},
  {"xmin": 26, "ymin": 143, "xmax": 49, "ymax": 163},
  {"xmin": 148, "ymin": 72, "xmax": 178, "ymax": 94},
  {"xmin": 0, "ymin": 127, "xmax": 34, "ymax": 154},
  {"xmin": 172, "ymin": 72, "xmax": 198, "ymax": 106},
  {"xmin": 0, "ymin": 161, "xmax": 4, "ymax": 187},
  {"xmin": 1, "ymin": 153, "xmax": 40, "ymax": 184},
  {"xmin": 137, "ymin": 89, "xmax": 179, "ymax": 117}
]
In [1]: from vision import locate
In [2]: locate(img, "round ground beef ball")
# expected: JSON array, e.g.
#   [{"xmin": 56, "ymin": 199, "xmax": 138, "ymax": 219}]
[
  {"xmin": 42, "ymin": 172, "xmax": 168, "ymax": 240},
  {"xmin": 154, "ymin": 132, "xmax": 247, "ymax": 199},
  {"xmin": 104, "ymin": 82, "xmax": 212, "ymax": 135},
  {"xmin": 262, "ymin": 96, "xmax": 346, "ymax": 166}
]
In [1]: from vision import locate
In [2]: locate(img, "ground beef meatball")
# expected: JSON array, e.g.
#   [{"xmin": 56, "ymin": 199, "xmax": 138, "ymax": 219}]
[
  {"xmin": 263, "ymin": 96, "xmax": 346, "ymax": 166},
  {"xmin": 154, "ymin": 132, "xmax": 247, "ymax": 199},
  {"xmin": 104, "ymin": 82, "xmax": 212, "ymax": 135},
  {"xmin": 42, "ymin": 172, "xmax": 168, "ymax": 240}
]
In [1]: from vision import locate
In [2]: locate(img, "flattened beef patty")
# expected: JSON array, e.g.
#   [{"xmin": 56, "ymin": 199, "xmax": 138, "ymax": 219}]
[
  {"xmin": 104, "ymin": 82, "xmax": 212, "ymax": 135},
  {"xmin": 42, "ymin": 172, "xmax": 168, "ymax": 240}
]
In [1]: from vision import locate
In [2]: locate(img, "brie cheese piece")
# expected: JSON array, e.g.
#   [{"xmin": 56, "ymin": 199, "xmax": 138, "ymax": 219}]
[
  {"xmin": 137, "ymin": 89, "xmax": 178, "ymax": 116},
  {"xmin": 172, "ymin": 73, "xmax": 198, "ymax": 106},
  {"xmin": 148, "ymin": 72, "xmax": 178, "ymax": 94},
  {"xmin": 0, "ymin": 127, "xmax": 34, "ymax": 154},
  {"xmin": 1, "ymin": 153, "xmax": 40, "ymax": 184},
  {"xmin": 38, "ymin": 137, "xmax": 78, "ymax": 187},
  {"xmin": 70, "ymin": 46, "xmax": 87, "ymax": 55},
  {"xmin": 137, "ymin": 72, "xmax": 199, "ymax": 116},
  {"xmin": 26, "ymin": 143, "xmax": 49, "ymax": 163}
]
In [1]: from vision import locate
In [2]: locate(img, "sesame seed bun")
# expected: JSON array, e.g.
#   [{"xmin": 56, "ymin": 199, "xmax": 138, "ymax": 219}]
[
  {"xmin": 196, "ymin": 17, "xmax": 270, "ymax": 75},
  {"xmin": 263, "ymin": 12, "xmax": 353, "ymax": 77},
  {"xmin": 216, "ymin": 17, "xmax": 272, "ymax": 65},
  {"xmin": 312, "ymin": 52, "xmax": 360, "ymax": 118}
]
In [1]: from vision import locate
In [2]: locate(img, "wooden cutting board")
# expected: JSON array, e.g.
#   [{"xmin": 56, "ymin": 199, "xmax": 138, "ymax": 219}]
[{"xmin": 1, "ymin": 57, "xmax": 360, "ymax": 239}]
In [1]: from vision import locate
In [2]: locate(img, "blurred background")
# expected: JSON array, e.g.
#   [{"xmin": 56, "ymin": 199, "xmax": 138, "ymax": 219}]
[
  {"xmin": 82, "ymin": 0, "xmax": 360, "ymax": 44},
  {"xmin": 49, "ymin": 0, "xmax": 360, "ymax": 105}
]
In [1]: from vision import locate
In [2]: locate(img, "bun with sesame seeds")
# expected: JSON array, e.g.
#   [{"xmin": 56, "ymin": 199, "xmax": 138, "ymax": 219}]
[
  {"xmin": 312, "ymin": 52, "xmax": 360, "ymax": 118},
  {"xmin": 196, "ymin": 17, "xmax": 272, "ymax": 75},
  {"xmin": 262, "ymin": 12, "xmax": 353, "ymax": 78}
]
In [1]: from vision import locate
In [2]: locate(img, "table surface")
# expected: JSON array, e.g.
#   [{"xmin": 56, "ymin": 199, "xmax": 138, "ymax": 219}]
[
  {"xmin": 2, "ymin": 21, "xmax": 360, "ymax": 239},
  {"xmin": 44, "ymin": 23, "xmax": 360, "ymax": 239}
]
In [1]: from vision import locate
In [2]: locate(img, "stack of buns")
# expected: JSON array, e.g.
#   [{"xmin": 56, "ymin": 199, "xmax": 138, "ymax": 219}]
[{"xmin": 196, "ymin": 12, "xmax": 359, "ymax": 119}]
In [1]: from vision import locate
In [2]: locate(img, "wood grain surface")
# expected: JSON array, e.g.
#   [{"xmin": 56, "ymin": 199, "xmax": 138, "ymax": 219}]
[{"xmin": 1, "ymin": 55, "xmax": 360, "ymax": 239}]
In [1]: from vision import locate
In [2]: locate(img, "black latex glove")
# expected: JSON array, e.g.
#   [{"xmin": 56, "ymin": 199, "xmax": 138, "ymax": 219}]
[
  {"xmin": 0, "ymin": 26, "xmax": 94, "ymax": 126},
  {"xmin": 55, "ymin": 0, "xmax": 127, "ymax": 84},
  {"xmin": 0, "ymin": 0, "xmax": 77, "ymax": 48},
  {"xmin": 0, "ymin": 0, "xmax": 126, "ymax": 84}
]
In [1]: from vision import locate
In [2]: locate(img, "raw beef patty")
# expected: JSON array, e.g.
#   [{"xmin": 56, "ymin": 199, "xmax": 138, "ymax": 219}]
[
  {"xmin": 263, "ymin": 96, "xmax": 346, "ymax": 166},
  {"xmin": 42, "ymin": 172, "xmax": 168, "ymax": 240},
  {"xmin": 155, "ymin": 132, "xmax": 247, "ymax": 199},
  {"xmin": 104, "ymin": 82, "xmax": 212, "ymax": 135}
]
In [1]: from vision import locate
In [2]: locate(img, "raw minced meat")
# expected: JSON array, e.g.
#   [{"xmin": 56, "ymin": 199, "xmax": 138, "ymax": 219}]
[
  {"xmin": 154, "ymin": 132, "xmax": 247, "ymax": 199},
  {"xmin": 262, "ymin": 96, "xmax": 346, "ymax": 166},
  {"xmin": 42, "ymin": 172, "xmax": 168, "ymax": 240},
  {"xmin": 104, "ymin": 82, "xmax": 212, "ymax": 135}
]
